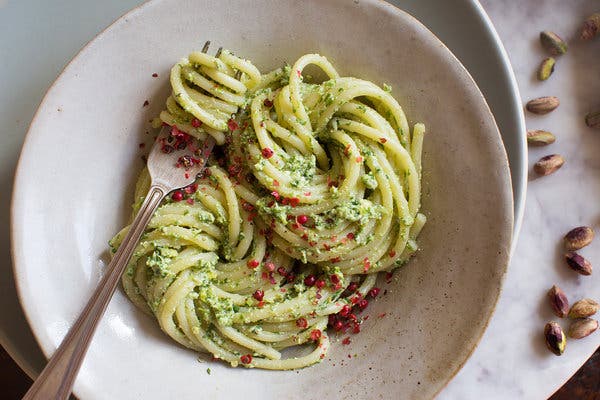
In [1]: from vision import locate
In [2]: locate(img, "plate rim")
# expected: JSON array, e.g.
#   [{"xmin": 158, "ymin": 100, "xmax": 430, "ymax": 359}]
[
  {"xmin": 469, "ymin": 0, "xmax": 527, "ymax": 246},
  {"xmin": 8, "ymin": 0, "xmax": 519, "ymax": 397}
]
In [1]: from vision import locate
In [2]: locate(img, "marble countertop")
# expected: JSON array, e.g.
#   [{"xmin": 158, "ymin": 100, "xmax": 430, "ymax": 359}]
[
  {"xmin": 444, "ymin": 0, "xmax": 600, "ymax": 398},
  {"xmin": 0, "ymin": 0, "xmax": 599, "ymax": 399}
]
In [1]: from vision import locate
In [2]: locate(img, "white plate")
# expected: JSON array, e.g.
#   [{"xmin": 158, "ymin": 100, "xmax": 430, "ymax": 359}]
[{"xmin": 4, "ymin": 1, "xmax": 520, "ymax": 398}]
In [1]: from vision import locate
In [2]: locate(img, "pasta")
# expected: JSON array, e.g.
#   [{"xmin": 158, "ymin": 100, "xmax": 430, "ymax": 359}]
[{"xmin": 111, "ymin": 49, "xmax": 426, "ymax": 370}]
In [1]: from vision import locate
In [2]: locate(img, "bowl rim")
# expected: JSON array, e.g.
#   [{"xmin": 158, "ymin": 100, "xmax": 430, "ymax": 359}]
[{"xmin": 467, "ymin": 0, "xmax": 527, "ymax": 245}]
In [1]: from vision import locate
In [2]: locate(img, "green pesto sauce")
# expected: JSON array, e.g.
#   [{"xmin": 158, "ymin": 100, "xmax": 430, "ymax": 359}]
[
  {"xmin": 255, "ymin": 198, "xmax": 292, "ymax": 224},
  {"xmin": 283, "ymin": 154, "xmax": 316, "ymax": 188},
  {"xmin": 279, "ymin": 64, "xmax": 291, "ymax": 86},
  {"xmin": 361, "ymin": 172, "xmax": 378, "ymax": 189},
  {"xmin": 199, "ymin": 285, "xmax": 237, "ymax": 326},
  {"xmin": 147, "ymin": 247, "xmax": 179, "ymax": 277},
  {"xmin": 327, "ymin": 197, "xmax": 384, "ymax": 226}
]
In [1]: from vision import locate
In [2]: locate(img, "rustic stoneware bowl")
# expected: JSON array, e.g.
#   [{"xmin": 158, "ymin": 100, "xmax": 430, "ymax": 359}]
[{"xmin": 12, "ymin": 0, "xmax": 513, "ymax": 398}]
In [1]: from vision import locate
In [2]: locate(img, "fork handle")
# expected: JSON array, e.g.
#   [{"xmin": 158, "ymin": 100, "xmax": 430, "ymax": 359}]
[{"xmin": 23, "ymin": 185, "xmax": 167, "ymax": 400}]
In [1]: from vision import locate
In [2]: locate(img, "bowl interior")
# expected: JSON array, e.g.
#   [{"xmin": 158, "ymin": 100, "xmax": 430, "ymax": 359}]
[{"xmin": 12, "ymin": 0, "xmax": 513, "ymax": 399}]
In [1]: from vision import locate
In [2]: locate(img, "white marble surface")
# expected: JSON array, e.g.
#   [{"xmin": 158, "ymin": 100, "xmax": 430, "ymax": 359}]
[
  {"xmin": 443, "ymin": 0, "xmax": 600, "ymax": 398},
  {"xmin": 0, "ymin": 1, "xmax": 599, "ymax": 399}
]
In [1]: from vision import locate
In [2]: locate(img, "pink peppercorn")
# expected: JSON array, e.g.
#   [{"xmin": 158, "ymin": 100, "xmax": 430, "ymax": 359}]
[{"xmin": 171, "ymin": 191, "xmax": 184, "ymax": 202}]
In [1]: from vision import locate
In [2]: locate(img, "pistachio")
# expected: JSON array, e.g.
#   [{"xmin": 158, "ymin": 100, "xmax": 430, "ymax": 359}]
[
  {"xmin": 568, "ymin": 318, "xmax": 598, "ymax": 339},
  {"xmin": 564, "ymin": 251, "xmax": 593, "ymax": 276},
  {"xmin": 544, "ymin": 321, "xmax": 566, "ymax": 356},
  {"xmin": 580, "ymin": 13, "xmax": 600, "ymax": 40},
  {"xmin": 585, "ymin": 110, "xmax": 600, "ymax": 129},
  {"xmin": 569, "ymin": 299, "xmax": 599, "ymax": 319},
  {"xmin": 538, "ymin": 57, "xmax": 556, "ymax": 81},
  {"xmin": 548, "ymin": 285, "xmax": 570, "ymax": 318},
  {"xmin": 527, "ymin": 130, "xmax": 556, "ymax": 146},
  {"xmin": 526, "ymin": 96, "xmax": 560, "ymax": 114},
  {"xmin": 534, "ymin": 154, "xmax": 564, "ymax": 176},
  {"xmin": 564, "ymin": 226, "xmax": 595, "ymax": 250},
  {"xmin": 540, "ymin": 31, "xmax": 568, "ymax": 55}
]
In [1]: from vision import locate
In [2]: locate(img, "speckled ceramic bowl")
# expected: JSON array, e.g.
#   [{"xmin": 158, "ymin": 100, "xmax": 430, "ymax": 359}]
[{"xmin": 12, "ymin": 0, "xmax": 513, "ymax": 398}]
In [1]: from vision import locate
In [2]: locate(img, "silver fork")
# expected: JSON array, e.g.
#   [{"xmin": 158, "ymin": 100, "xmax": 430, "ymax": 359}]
[{"xmin": 22, "ymin": 41, "xmax": 221, "ymax": 400}]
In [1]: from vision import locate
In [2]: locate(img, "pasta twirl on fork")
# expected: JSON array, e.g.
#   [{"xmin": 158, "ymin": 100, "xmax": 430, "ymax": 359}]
[{"xmin": 110, "ymin": 49, "xmax": 426, "ymax": 370}]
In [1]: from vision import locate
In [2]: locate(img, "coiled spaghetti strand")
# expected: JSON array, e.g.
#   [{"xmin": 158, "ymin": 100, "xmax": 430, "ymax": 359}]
[{"xmin": 113, "ymin": 50, "xmax": 426, "ymax": 370}]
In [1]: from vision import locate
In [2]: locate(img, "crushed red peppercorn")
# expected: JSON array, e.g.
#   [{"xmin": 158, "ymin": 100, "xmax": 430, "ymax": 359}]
[
  {"xmin": 357, "ymin": 299, "xmax": 369, "ymax": 311},
  {"xmin": 240, "ymin": 354, "xmax": 252, "ymax": 364},
  {"xmin": 178, "ymin": 155, "xmax": 194, "ymax": 169},
  {"xmin": 296, "ymin": 318, "xmax": 308, "ymax": 329},
  {"xmin": 184, "ymin": 183, "xmax": 198, "ymax": 194},
  {"xmin": 252, "ymin": 290, "xmax": 264, "ymax": 301},
  {"xmin": 247, "ymin": 259, "xmax": 260, "ymax": 269},
  {"xmin": 228, "ymin": 119, "xmax": 239, "ymax": 131},
  {"xmin": 171, "ymin": 125, "xmax": 183, "ymax": 137},
  {"xmin": 261, "ymin": 148, "xmax": 274, "ymax": 159},
  {"xmin": 171, "ymin": 191, "xmax": 184, "ymax": 202},
  {"xmin": 346, "ymin": 282, "xmax": 358, "ymax": 294},
  {"xmin": 304, "ymin": 275, "xmax": 316, "ymax": 287},
  {"xmin": 242, "ymin": 202, "xmax": 255, "ymax": 212},
  {"xmin": 363, "ymin": 257, "xmax": 371, "ymax": 272},
  {"xmin": 368, "ymin": 287, "xmax": 380, "ymax": 298},
  {"xmin": 328, "ymin": 314, "xmax": 336, "ymax": 326},
  {"xmin": 310, "ymin": 329, "xmax": 322, "ymax": 341},
  {"xmin": 333, "ymin": 320, "xmax": 343, "ymax": 331},
  {"xmin": 264, "ymin": 262, "xmax": 275, "ymax": 272}
]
